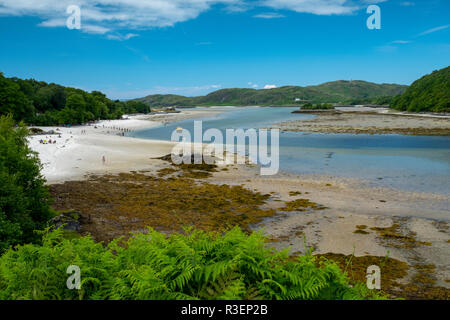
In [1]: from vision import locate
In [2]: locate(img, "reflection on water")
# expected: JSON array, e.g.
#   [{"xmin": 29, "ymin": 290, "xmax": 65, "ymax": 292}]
[{"xmin": 133, "ymin": 107, "xmax": 450, "ymax": 195}]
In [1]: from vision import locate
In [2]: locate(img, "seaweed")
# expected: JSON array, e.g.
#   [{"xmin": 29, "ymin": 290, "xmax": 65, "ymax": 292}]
[
  {"xmin": 315, "ymin": 253, "xmax": 409, "ymax": 297},
  {"xmin": 354, "ymin": 225, "xmax": 370, "ymax": 235},
  {"xmin": 279, "ymin": 199, "xmax": 327, "ymax": 212},
  {"xmin": 50, "ymin": 173, "xmax": 275, "ymax": 243},
  {"xmin": 370, "ymin": 223, "xmax": 432, "ymax": 248}
]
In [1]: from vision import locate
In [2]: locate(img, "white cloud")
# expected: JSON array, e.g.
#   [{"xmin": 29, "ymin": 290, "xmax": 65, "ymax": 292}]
[
  {"xmin": 391, "ymin": 40, "xmax": 410, "ymax": 44},
  {"xmin": 417, "ymin": 25, "xmax": 449, "ymax": 37},
  {"xmin": 253, "ymin": 12, "xmax": 285, "ymax": 19},
  {"xmin": 0, "ymin": 0, "xmax": 387, "ymax": 39},
  {"xmin": 248, "ymin": 82, "xmax": 259, "ymax": 88},
  {"xmin": 0, "ymin": 0, "xmax": 241, "ymax": 38},
  {"xmin": 107, "ymin": 33, "xmax": 139, "ymax": 41},
  {"xmin": 264, "ymin": 84, "xmax": 277, "ymax": 89},
  {"xmin": 261, "ymin": 0, "xmax": 356, "ymax": 15}
]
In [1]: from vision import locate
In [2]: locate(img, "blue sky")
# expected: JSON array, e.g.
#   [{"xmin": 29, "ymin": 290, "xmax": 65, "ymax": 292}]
[{"xmin": 0, "ymin": 0, "xmax": 449, "ymax": 99}]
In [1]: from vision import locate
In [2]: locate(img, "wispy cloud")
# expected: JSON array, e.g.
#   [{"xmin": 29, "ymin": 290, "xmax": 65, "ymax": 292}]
[
  {"xmin": 417, "ymin": 25, "xmax": 449, "ymax": 37},
  {"xmin": 124, "ymin": 46, "xmax": 150, "ymax": 62},
  {"xmin": 107, "ymin": 33, "xmax": 139, "ymax": 41},
  {"xmin": 0, "ymin": 0, "xmax": 242, "ymax": 38},
  {"xmin": 260, "ymin": 0, "xmax": 377, "ymax": 15},
  {"xmin": 195, "ymin": 42, "xmax": 213, "ymax": 46},
  {"xmin": 264, "ymin": 84, "xmax": 277, "ymax": 89},
  {"xmin": 0, "ymin": 0, "xmax": 388, "ymax": 39},
  {"xmin": 391, "ymin": 40, "xmax": 410, "ymax": 44},
  {"xmin": 253, "ymin": 12, "xmax": 285, "ymax": 19}
]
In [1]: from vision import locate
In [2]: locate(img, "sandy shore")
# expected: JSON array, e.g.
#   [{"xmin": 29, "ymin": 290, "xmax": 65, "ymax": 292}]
[
  {"xmin": 28, "ymin": 108, "xmax": 223, "ymax": 184},
  {"xmin": 276, "ymin": 108, "xmax": 450, "ymax": 135}
]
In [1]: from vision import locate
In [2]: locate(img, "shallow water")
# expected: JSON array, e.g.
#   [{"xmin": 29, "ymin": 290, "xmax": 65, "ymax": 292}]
[{"xmin": 132, "ymin": 107, "xmax": 450, "ymax": 195}]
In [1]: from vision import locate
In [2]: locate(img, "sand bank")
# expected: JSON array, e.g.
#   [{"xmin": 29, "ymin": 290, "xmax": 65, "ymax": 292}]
[{"xmin": 276, "ymin": 109, "xmax": 450, "ymax": 135}]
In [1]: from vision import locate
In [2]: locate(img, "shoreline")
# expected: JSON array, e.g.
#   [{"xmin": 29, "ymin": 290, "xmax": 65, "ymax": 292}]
[
  {"xmin": 28, "ymin": 108, "xmax": 224, "ymax": 184},
  {"xmin": 29, "ymin": 107, "xmax": 450, "ymax": 294}
]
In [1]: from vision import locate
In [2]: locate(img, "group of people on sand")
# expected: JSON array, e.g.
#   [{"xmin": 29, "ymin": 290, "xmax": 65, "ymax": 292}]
[
  {"xmin": 39, "ymin": 134, "xmax": 62, "ymax": 144},
  {"xmin": 102, "ymin": 124, "xmax": 132, "ymax": 133},
  {"xmin": 101, "ymin": 124, "xmax": 133, "ymax": 137},
  {"xmin": 39, "ymin": 138, "xmax": 57, "ymax": 144}
]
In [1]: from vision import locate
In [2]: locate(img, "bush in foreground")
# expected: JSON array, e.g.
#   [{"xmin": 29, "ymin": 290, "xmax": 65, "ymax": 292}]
[
  {"xmin": 0, "ymin": 115, "xmax": 53, "ymax": 253},
  {"xmin": 0, "ymin": 227, "xmax": 384, "ymax": 300}
]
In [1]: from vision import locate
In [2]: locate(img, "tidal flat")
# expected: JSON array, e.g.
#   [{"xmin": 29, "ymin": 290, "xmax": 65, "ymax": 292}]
[
  {"xmin": 49, "ymin": 156, "xmax": 450, "ymax": 299},
  {"xmin": 275, "ymin": 111, "xmax": 450, "ymax": 136}
]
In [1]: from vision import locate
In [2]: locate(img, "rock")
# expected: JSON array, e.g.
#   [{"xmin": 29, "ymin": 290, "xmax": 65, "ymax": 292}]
[{"xmin": 50, "ymin": 211, "xmax": 82, "ymax": 232}]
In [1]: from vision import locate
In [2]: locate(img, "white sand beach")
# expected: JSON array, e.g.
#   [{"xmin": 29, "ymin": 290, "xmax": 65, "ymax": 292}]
[{"xmin": 28, "ymin": 108, "xmax": 223, "ymax": 184}]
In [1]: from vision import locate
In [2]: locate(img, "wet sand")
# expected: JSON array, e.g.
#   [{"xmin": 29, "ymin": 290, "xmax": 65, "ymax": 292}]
[{"xmin": 211, "ymin": 164, "xmax": 450, "ymax": 290}]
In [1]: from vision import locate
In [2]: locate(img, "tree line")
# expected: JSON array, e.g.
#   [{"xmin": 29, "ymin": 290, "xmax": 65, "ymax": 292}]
[
  {"xmin": 0, "ymin": 72, "xmax": 150, "ymax": 126},
  {"xmin": 391, "ymin": 66, "xmax": 449, "ymax": 113}
]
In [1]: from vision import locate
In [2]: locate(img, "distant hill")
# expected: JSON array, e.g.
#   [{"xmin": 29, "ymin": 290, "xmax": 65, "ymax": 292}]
[
  {"xmin": 391, "ymin": 66, "xmax": 450, "ymax": 113},
  {"xmin": 135, "ymin": 80, "xmax": 408, "ymax": 107}
]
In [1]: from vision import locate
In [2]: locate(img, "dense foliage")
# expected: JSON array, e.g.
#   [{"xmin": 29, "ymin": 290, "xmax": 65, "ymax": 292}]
[
  {"xmin": 136, "ymin": 81, "xmax": 407, "ymax": 107},
  {"xmin": 0, "ymin": 115, "xmax": 53, "ymax": 253},
  {"xmin": 391, "ymin": 66, "xmax": 450, "ymax": 113},
  {"xmin": 343, "ymin": 95, "xmax": 395, "ymax": 106},
  {"xmin": 0, "ymin": 72, "xmax": 150, "ymax": 125},
  {"xmin": 0, "ymin": 226, "xmax": 383, "ymax": 300}
]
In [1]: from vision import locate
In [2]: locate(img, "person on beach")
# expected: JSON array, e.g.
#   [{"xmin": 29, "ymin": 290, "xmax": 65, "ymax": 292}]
[{"xmin": 102, "ymin": 155, "xmax": 106, "ymax": 165}]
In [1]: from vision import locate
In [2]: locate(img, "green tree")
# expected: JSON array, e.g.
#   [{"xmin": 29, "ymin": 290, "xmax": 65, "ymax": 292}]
[
  {"xmin": 0, "ymin": 73, "xmax": 34, "ymax": 122},
  {"xmin": 0, "ymin": 115, "xmax": 53, "ymax": 253},
  {"xmin": 66, "ymin": 93, "xmax": 86, "ymax": 123},
  {"xmin": 391, "ymin": 66, "xmax": 450, "ymax": 113}
]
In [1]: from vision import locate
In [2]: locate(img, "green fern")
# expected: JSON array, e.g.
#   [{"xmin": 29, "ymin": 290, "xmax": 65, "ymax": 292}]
[{"xmin": 0, "ymin": 226, "xmax": 386, "ymax": 300}]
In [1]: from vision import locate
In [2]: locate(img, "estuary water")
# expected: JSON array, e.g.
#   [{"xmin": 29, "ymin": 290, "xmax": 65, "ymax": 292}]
[{"xmin": 132, "ymin": 107, "xmax": 450, "ymax": 195}]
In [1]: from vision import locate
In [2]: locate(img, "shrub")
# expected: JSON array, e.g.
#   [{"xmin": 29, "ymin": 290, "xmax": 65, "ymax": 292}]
[
  {"xmin": 0, "ymin": 227, "xmax": 385, "ymax": 300},
  {"xmin": 0, "ymin": 115, "xmax": 53, "ymax": 253}
]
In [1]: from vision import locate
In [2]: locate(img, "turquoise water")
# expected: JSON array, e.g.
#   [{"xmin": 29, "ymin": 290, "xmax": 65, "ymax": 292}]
[{"xmin": 132, "ymin": 107, "xmax": 450, "ymax": 195}]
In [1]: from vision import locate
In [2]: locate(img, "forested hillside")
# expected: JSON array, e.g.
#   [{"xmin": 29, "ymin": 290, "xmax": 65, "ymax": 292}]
[
  {"xmin": 0, "ymin": 73, "xmax": 150, "ymax": 125},
  {"xmin": 136, "ymin": 81, "xmax": 408, "ymax": 107},
  {"xmin": 391, "ymin": 66, "xmax": 450, "ymax": 113}
]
